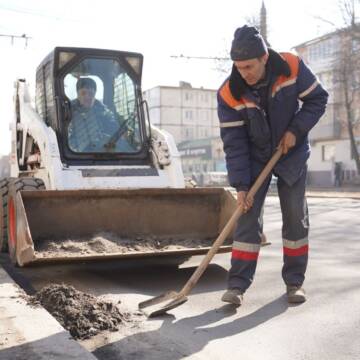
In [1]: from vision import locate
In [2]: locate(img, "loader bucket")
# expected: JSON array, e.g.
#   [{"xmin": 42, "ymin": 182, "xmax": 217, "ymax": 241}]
[{"xmin": 7, "ymin": 188, "xmax": 237, "ymax": 266}]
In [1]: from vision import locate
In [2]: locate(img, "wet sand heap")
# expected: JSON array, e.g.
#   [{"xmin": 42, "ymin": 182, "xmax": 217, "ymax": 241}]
[
  {"xmin": 35, "ymin": 232, "xmax": 221, "ymax": 257},
  {"xmin": 33, "ymin": 284, "xmax": 129, "ymax": 339}
]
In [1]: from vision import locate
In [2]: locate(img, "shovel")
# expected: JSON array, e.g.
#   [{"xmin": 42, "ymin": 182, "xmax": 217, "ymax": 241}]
[{"xmin": 138, "ymin": 148, "xmax": 283, "ymax": 317}]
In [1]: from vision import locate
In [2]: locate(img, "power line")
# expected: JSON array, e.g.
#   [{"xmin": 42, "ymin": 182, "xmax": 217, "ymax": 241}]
[
  {"xmin": 0, "ymin": 5, "xmax": 78, "ymax": 22},
  {"xmin": 171, "ymin": 54, "xmax": 229, "ymax": 61},
  {"xmin": 0, "ymin": 4, "xmax": 62, "ymax": 20}
]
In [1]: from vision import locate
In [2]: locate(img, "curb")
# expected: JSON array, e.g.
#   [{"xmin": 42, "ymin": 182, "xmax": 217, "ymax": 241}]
[{"xmin": 0, "ymin": 264, "xmax": 96, "ymax": 359}]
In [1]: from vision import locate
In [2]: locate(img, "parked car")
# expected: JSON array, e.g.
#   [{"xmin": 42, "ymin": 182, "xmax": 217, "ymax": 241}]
[{"xmin": 203, "ymin": 172, "xmax": 229, "ymax": 187}]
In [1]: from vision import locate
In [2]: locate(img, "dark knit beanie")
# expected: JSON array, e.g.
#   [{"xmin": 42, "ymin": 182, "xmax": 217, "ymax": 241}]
[{"xmin": 230, "ymin": 25, "xmax": 268, "ymax": 61}]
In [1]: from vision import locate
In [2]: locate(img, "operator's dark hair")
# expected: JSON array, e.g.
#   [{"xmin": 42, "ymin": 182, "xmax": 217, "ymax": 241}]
[{"xmin": 76, "ymin": 77, "xmax": 97, "ymax": 92}]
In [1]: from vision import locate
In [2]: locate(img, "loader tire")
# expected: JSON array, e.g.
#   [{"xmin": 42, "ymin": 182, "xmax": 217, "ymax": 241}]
[
  {"xmin": 11, "ymin": 177, "xmax": 46, "ymax": 192},
  {"xmin": 0, "ymin": 177, "xmax": 15, "ymax": 252},
  {"xmin": 6, "ymin": 178, "xmax": 45, "ymax": 261}
]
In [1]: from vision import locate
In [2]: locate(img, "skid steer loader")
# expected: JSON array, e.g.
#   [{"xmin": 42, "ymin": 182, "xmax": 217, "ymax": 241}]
[{"xmin": 0, "ymin": 47, "xmax": 236, "ymax": 266}]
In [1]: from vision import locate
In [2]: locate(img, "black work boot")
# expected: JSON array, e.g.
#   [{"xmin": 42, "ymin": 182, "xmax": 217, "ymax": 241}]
[
  {"xmin": 221, "ymin": 288, "xmax": 244, "ymax": 306},
  {"xmin": 286, "ymin": 285, "xmax": 306, "ymax": 303}
]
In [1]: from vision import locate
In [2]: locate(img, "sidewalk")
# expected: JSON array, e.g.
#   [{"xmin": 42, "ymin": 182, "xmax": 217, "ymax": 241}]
[
  {"xmin": 305, "ymin": 186, "xmax": 360, "ymax": 199},
  {"xmin": 266, "ymin": 186, "xmax": 360, "ymax": 199},
  {"xmin": 307, "ymin": 185, "xmax": 360, "ymax": 192},
  {"xmin": 0, "ymin": 265, "xmax": 96, "ymax": 360}
]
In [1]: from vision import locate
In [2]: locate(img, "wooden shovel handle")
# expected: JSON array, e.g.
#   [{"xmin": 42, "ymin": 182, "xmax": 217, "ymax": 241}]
[{"xmin": 179, "ymin": 148, "xmax": 283, "ymax": 297}]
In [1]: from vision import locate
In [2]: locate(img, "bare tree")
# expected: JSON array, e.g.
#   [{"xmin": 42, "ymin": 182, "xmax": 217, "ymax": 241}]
[
  {"xmin": 334, "ymin": 0, "xmax": 360, "ymax": 174},
  {"xmin": 244, "ymin": 15, "xmax": 260, "ymax": 29},
  {"xmin": 213, "ymin": 45, "xmax": 231, "ymax": 75},
  {"xmin": 312, "ymin": 0, "xmax": 360, "ymax": 175},
  {"xmin": 214, "ymin": 3, "xmax": 270, "ymax": 75},
  {"xmin": 336, "ymin": 31, "xmax": 360, "ymax": 173},
  {"xmin": 341, "ymin": 0, "xmax": 360, "ymax": 35}
]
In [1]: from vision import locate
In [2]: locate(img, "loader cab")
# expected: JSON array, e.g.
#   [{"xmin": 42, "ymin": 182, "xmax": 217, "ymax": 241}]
[{"xmin": 35, "ymin": 47, "xmax": 150, "ymax": 165}]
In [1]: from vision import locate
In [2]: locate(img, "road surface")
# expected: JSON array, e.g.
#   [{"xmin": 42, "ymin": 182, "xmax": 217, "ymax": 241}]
[{"xmin": 1, "ymin": 196, "xmax": 360, "ymax": 360}]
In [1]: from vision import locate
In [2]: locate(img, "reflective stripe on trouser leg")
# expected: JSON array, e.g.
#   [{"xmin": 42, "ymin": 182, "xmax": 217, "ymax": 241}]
[
  {"xmin": 277, "ymin": 167, "xmax": 309, "ymax": 286},
  {"xmin": 228, "ymin": 175, "xmax": 271, "ymax": 292}
]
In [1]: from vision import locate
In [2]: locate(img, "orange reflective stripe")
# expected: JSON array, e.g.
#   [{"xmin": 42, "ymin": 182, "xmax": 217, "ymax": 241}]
[
  {"xmin": 271, "ymin": 52, "xmax": 299, "ymax": 97},
  {"xmin": 220, "ymin": 81, "xmax": 258, "ymax": 110},
  {"xmin": 219, "ymin": 81, "xmax": 243, "ymax": 108}
]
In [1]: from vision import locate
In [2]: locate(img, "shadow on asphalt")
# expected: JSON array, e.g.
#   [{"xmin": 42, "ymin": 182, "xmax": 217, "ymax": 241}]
[
  {"xmin": 0, "ymin": 332, "xmax": 94, "ymax": 360},
  {"xmin": 1, "ymin": 253, "xmax": 230, "ymax": 297},
  {"xmin": 83, "ymin": 261, "xmax": 230, "ymax": 296},
  {"xmin": 93, "ymin": 296, "xmax": 289, "ymax": 360},
  {"xmin": 0, "ymin": 254, "xmax": 37, "ymax": 295}
]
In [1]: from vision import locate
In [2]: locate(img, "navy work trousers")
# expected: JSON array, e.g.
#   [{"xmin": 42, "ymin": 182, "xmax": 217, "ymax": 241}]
[{"xmin": 228, "ymin": 167, "xmax": 309, "ymax": 292}]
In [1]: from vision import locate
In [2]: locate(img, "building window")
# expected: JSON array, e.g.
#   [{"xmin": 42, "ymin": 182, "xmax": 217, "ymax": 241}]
[
  {"xmin": 352, "ymin": 38, "xmax": 360, "ymax": 52},
  {"xmin": 318, "ymin": 72, "xmax": 333, "ymax": 90},
  {"xmin": 185, "ymin": 92, "xmax": 193, "ymax": 101},
  {"xmin": 200, "ymin": 93, "xmax": 209, "ymax": 102},
  {"xmin": 184, "ymin": 127, "xmax": 194, "ymax": 139},
  {"xmin": 322, "ymin": 144, "xmax": 335, "ymax": 161},
  {"xmin": 200, "ymin": 110, "xmax": 209, "ymax": 122},
  {"xmin": 185, "ymin": 110, "xmax": 193, "ymax": 120},
  {"xmin": 354, "ymin": 108, "xmax": 360, "ymax": 123},
  {"xmin": 351, "ymin": 71, "xmax": 360, "ymax": 90},
  {"xmin": 309, "ymin": 38, "xmax": 333, "ymax": 62},
  {"xmin": 351, "ymin": 141, "xmax": 360, "ymax": 159},
  {"xmin": 198, "ymin": 127, "xmax": 203, "ymax": 138}
]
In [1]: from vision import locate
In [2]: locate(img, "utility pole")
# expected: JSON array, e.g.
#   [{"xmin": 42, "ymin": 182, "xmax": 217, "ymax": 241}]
[{"xmin": 0, "ymin": 33, "xmax": 31, "ymax": 48}]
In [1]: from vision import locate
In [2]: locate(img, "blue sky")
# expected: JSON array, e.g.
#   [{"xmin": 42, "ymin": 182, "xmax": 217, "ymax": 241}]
[{"xmin": 0, "ymin": 0, "xmax": 355, "ymax": 154}]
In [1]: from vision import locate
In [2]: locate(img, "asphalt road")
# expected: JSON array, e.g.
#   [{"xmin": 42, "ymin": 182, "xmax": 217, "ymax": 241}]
[{"xmin": 3, "ymin": 196, "xmax": 360, "ymax": 360}]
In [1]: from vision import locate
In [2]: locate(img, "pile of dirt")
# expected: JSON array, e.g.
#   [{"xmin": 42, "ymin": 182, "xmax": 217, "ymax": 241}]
[
  {"xmin": 32, "ymin": 284, "xmax": 131, "ymax": 339},
  {"xmin": 35, "ymin": 232, "xmax": 223, "ymax": 257}
]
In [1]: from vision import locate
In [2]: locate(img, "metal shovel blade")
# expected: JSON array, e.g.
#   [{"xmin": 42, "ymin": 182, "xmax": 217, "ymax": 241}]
[
  {"xmin": 138, "ymin": 231, "xmax": 272, "ymax": 317},
  {"xmin": 138, "ymin": 291, "xmax": 188, "ymax": 317}
]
